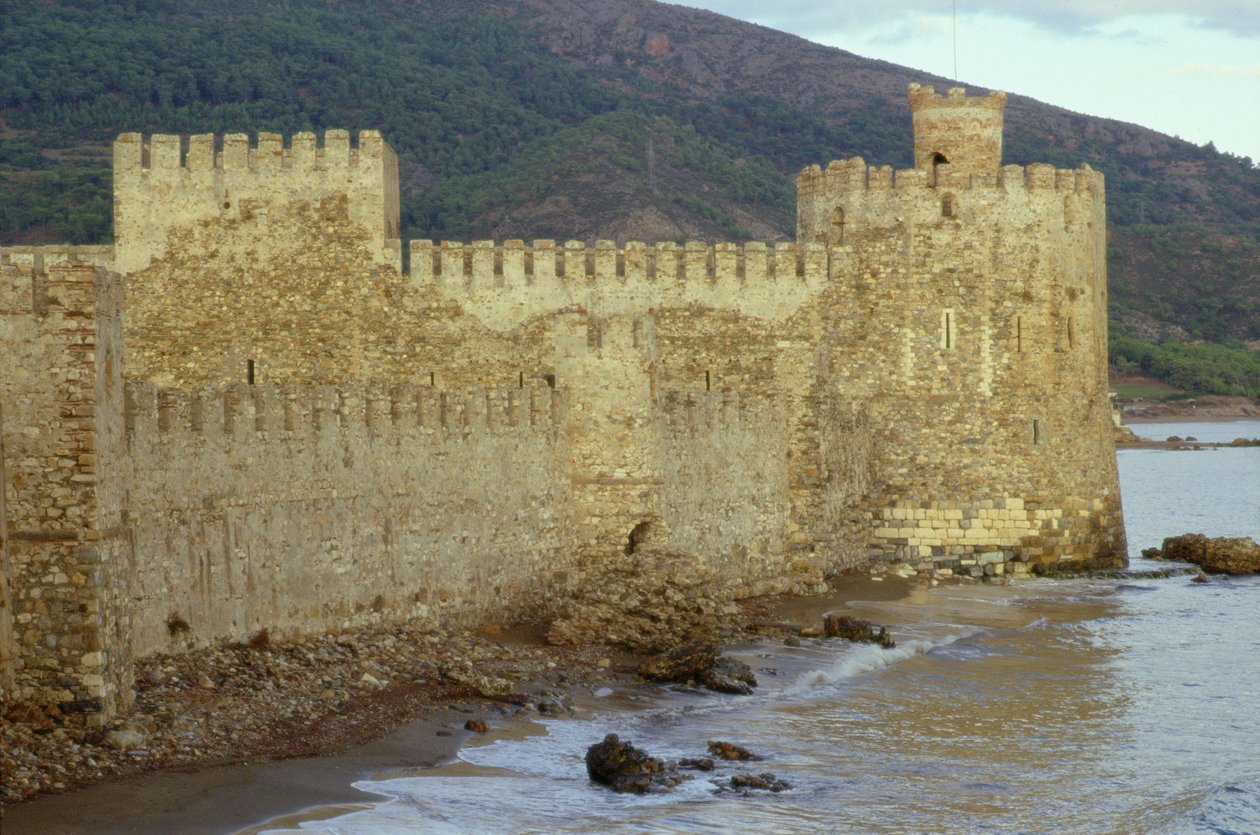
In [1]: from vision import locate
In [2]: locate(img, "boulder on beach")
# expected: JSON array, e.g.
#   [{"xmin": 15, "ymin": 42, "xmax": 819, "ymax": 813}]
[
  {"xmin": 638, "ymin": 642, "xmax": 758, "ymax": 695},
  {"xmin": 585, "ymin": 734, "xmax": 688, "ymax": 793},
  {"xmin": 822, "ymin": 614, "xmax": 895, "ymax": 648},
  {"xmin": 1152, "ymin": 533, "xmax": 1260, "ymax": 575}
]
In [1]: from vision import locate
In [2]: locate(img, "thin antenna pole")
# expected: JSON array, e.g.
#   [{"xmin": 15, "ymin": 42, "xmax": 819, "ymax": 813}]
[{"xmin": 952, "ymin": 0, "xmax": 958, "ymax": 81}]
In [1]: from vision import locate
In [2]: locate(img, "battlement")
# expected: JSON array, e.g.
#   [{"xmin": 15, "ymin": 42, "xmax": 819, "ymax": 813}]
[
  {"xmin": 122, "ymin": 382, "xmax": 565, "ymax": 444},
  {"xmin": 113, "ymin": 130, "xmax": 391, "ymax": 174},
  {"xmin": 796, "ymin": 159, "xmax": 1104, "ymax": 196},
  {"xmin": 907, "ymin": 83, "xmax": 1007, "ymax": 113},
  {"xmin": 112, "ymin": 130, "xmax": 400, "ymax": 274},
  {"xmin": 408, "ymin": 239, "xmax": 828, "ymax": 329}
]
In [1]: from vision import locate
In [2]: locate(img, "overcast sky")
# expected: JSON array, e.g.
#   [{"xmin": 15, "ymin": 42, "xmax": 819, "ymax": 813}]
[{"xmin": 676, "ymin": 1, "xmax": 1260, "ymax": 164}]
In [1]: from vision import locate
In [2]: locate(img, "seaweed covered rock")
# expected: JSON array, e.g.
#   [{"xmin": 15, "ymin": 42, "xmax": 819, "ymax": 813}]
[
  {"xmin": 638, "ymin": 642, "xmax": 757, "ymax": 694},
  {"xmin": 585, "ymin": 734, "xmax": 688, "ymax": 794},
  {"xmin": 707, "ymin": 740, "xmax": 761, "ymax": 761},
  {"xmin": 726, "ymin": 772, "xmax": 792, "ymax": 793},
  {"xmin": 822, "ymin": 614, "xmax": 895, "ymax": 648}
]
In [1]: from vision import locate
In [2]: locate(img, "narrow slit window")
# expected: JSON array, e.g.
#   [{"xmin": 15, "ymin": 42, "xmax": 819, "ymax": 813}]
[
  {"xmin": 1032, "ymin": 419, "xmax": 1041, "ymax": 445},
  {"xmin": 829, "ymin": 207, "xmax": 845, "ymax": 246},
  {"xmin": 247, "ymin": 359, "xmax": 256, "ymax": 385},
  {"xmin": 941, "ymin": 309, "xmax": 955, "ymax": 349},
  {"xmin": 1016, "ymin": 316, "xmax": 1024, "ymax": 353},
  {"xmin": 705, "ymin": 370, "xmax": 711, "ymax": 392},
  {"xmin": 1066, "ymin": 317, "xmax": 1075, "ymax": 349},
  {"xmin": 429, "ymin": 371, "xmax": 436, "ymax": 387},
  {"xmin": 519, "ymin": 371, "xmax": 524, "ymax": 389}
]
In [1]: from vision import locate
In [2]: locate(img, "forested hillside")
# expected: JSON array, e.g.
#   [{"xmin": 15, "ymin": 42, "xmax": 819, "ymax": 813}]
[{"xmin": 2, "ymin": 0, "xmax": 1258, "ymax": 395}]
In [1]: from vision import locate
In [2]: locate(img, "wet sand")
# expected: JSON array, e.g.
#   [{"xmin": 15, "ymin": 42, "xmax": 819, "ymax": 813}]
[{"xmin": 1, "ymin": 710, "xmax": 470, "ymax": 835}]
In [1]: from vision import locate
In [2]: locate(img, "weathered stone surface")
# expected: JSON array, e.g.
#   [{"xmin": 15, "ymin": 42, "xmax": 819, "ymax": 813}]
[
  {"xmin": 822, "ymin": 614, "xmax": 895, "ymax": 648},
  {"xmin": 585, "ymin": 734, "xmax": 688, "ymax": 794},
  {"xmin": 637, "ymin": 643, "xmax": 757, "ymax": 695},
  {"xmin": 1155, "ymin": 534, "xmax": 1260, "ymax": 575},
  {"xmin": 549, "ymin": 551, "xmax": 743, "ymax": 654}
]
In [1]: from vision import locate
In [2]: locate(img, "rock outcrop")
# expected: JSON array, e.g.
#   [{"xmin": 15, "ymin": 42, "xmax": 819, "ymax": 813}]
[{"xmin": 1150, "ymin": 533, "xmax": 1260, "ymax": 575}]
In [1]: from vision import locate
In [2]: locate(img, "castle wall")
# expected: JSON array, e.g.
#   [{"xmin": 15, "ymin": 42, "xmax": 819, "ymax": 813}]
[
  {"xmin": 408, "ymin": 239, "xmax": 828, "ymax": 331},
  {"xmin": 120, "ymin": 383, "xmax": 574, "ymax": 657},
  {"xmin": 0, "ymin": 255, "xmax": 131, "ymax": 723}
]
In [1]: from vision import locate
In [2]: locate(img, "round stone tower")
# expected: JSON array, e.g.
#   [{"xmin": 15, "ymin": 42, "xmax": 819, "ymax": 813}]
[{"xmin": 908, "ymin": 82, "xmax": 1007, "ymax": 178}]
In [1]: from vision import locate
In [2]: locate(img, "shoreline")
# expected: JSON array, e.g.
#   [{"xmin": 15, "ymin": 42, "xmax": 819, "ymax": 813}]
[{"xmin": 1, "ymin": 574, "xmax": 912, "ymax": 834}]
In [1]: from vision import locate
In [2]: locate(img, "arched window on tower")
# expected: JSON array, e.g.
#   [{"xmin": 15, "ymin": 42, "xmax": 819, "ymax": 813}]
[
  {"xmin": 930, "ymin": 152, "xmax": 949, "ymax": 187},
  {"xmin": 829, "ymin": 207, "xmax": 845, "ymax": 246}
]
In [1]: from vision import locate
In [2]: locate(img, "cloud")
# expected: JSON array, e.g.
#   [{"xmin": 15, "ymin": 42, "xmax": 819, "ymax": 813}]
[
  {"xmin": 1172, "ymin": 62, "xmax": 1260, "ymax": 78},
  {"xmin": 679, "ymin": 1, "xmax": 1260, "ymax": 37}
]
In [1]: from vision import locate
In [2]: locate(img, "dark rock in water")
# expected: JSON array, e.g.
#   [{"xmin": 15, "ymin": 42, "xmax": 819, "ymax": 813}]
[
  {"xmin": 1141, "ymin": 547, "xmax": 1162, "ymax": 559},
  {"xmin": 464, "ymin": 718, "xmax": 489, "ymax": 733},
  {"xmin": 701, "ymin": 656, "xmax": 757, "ymax": 695},
  {"xmin": 783, "ymin": 635, "xmax": 802, "ymax": 648},
  {"xmin": 679, "ymin": 757, "xmax": 715, "ymax": 771},
  {"xmin": 822, "ymin": 614, "xmax": 895, "ymax": 648},
  {"xmin": 708, "ymin": 740, "xmax": 761, "ymax": 761},
  {"xmin": 726, "ymin": 772, "xmax": 792, "ymax": 793},
  {"xmin": 585, "ymin": 734, "xmax": 688, "ymax": 794},
  {"xmin": 638, "ymin": 642, "xmax": 758, "ymax": 694},
  {"xmin": 1192, "ymin": 570, "xmax": 1209, "ymax": 584},
  {"xmin": 1155, "ymin": 533, "xmax": 1260, "ymax": 575}
]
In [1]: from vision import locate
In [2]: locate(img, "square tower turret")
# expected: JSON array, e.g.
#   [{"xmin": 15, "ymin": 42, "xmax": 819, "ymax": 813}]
[{"xmin": 909, "ymin": 83, "xmax": 1007, "ymax": 178}]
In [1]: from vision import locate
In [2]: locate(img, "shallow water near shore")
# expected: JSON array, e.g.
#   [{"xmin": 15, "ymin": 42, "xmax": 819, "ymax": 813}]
[{"xmin": 262, "ymin": 419, "xmax": 1260, "ymax": 834}]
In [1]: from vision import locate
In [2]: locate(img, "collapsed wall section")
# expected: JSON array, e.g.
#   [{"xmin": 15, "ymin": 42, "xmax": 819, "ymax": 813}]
[
  {"xmin": 0, "ymin": 254, "xmax": 130, "ymax": 723},
  {"xmin": 120, "ymin": 383, "xmax": 574, "ymax": 658}
]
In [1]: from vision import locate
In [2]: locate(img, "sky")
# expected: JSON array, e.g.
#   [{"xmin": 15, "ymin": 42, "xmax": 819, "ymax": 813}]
[{"xmin": 677, "ymin": 1, "xmax": 1260, "ymax": 164}]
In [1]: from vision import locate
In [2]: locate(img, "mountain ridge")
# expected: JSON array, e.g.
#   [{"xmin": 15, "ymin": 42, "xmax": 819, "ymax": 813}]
[{"xmin": 1, "ymin": 0, "xmax": 1257, "ymax": 392}]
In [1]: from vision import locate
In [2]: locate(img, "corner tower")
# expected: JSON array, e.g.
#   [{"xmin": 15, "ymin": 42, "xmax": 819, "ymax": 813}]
[{"xmin": 800, "ymin": 83, "xmax": 1126, "ymax": 574}]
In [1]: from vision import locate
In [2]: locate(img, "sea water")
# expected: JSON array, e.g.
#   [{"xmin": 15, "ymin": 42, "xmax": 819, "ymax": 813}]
[{"xmin": 264, "ymin": 419, "xmax": 1260, "ymax": 834}]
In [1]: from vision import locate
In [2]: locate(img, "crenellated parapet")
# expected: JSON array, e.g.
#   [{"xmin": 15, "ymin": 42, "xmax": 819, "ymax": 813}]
[
  {"xmin": 796, "ymin": 157, "xmax": 1105, "ymax": 249},
  {"xmin": 112, "ymin": 130, "xmax": 401, "ymax": 273},
  {"xmin": 122, "ymin": 381, "xmax": 566, "ymax": 445},
  {"xmin": 408, "ymin": 239, "xmax": 828, "ymax": 330}
]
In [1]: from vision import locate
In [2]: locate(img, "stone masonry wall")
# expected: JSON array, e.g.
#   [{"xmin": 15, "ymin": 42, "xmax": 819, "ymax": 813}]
[
  {"xmin": 120, "ymin": 383, "xmax": 574, "ymax": 659},
  {"xmin": 1, "ymin": 400, "xmax": 15, "ymax": 693},
  {"xmin": 0, "ymin": 256, "xmax": 131, "ymax": 723}
]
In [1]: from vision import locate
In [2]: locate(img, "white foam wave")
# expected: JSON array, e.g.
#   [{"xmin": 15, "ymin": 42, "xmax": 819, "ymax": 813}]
[{"xmin": 783, "ymin": 639, "xmax": 935, "ymax": 694}]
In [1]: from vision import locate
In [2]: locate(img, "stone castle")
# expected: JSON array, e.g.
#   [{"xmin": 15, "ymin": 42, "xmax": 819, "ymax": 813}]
[{"xmin": 0, "ymin": 84, "xmax": 1126, "ymax": 723}]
